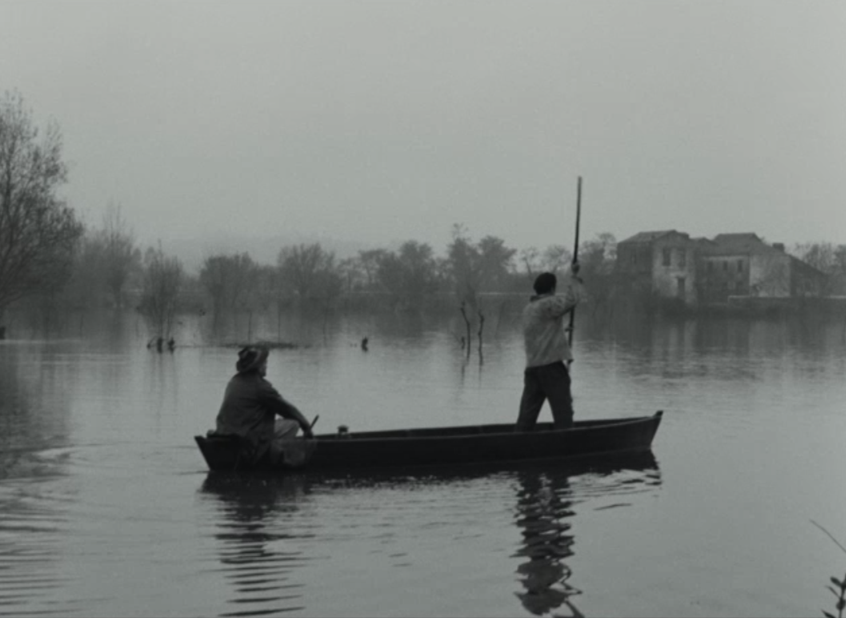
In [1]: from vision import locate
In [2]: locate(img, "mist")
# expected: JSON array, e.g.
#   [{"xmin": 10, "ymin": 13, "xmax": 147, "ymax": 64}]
[{"xmin": 2, "ymin": 0, "xmax": 845, "ymax": 252}]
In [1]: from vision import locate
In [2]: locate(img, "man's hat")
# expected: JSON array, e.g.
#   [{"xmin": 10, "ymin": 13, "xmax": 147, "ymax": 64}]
[{"xmin": 236, "ymin": 345, "xmax": 269, "ymax": 373}]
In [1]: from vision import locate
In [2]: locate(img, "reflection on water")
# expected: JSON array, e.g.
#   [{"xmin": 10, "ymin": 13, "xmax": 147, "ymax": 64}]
[
  {"xmin": 199, "ymin": 454, "xmax": 661, "ymax": 618},
  {"xmin": 0, "ymin": 479, "xmax": 74, "ymax": 617},
  {"xmin": 200, "ymin": 473, "xmax": 313, "ymax": 617},
  {"xmin": 1, "ymin": 308, "xmax": 843, "ymax": 616},
  {"xmin": 511, "ymin": 453, "xmax": 660, "ymax": 617},
  {"xmin": 0, "ymin": 345, "xmax": 75, "ymax": 615},
  {"xmin": 514, "ymin": 469, "xmax": 579, "ymax": 616}
]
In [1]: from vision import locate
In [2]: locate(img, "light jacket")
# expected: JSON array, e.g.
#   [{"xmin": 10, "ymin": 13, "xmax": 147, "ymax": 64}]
[{"xmin": 522, "ymin": 277, "xmax": 583, "ymax": 368}]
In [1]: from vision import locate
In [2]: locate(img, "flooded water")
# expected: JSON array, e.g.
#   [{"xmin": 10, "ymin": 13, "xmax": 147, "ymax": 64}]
[{"xmin": 1, "ymin": 308, "xmax": 845, "ymax": 617}]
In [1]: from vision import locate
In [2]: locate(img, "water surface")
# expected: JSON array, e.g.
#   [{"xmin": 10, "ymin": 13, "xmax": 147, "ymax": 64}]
[{"xmin": 1, "ymin": 310, "xmax": 844, "ymax": 616}]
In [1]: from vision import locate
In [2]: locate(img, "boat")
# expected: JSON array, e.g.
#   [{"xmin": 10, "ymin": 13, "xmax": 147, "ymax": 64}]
[{"xmin": 194, "ymin": 411, "xmax": 663, "ymax": 473}]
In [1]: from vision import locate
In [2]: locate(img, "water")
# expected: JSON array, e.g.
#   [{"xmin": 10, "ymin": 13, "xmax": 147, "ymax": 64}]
[{"xmin": 1, "ymin": 309, "xmax": 845, "ymax": 617}]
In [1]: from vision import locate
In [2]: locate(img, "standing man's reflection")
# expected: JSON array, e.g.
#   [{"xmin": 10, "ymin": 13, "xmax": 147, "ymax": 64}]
[
  {"xmin": 512, "ymin": 468, "xmax": 582, "ymax": 617},
  {"xmin": 511, "ymin": 454, "xmax": 661, "ymax": 617}
]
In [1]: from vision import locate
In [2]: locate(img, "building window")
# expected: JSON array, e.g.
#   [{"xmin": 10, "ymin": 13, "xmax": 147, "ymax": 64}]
[
  {"xmin": 662, "ymin": 248, "xmax": 671, "ymax": 267},
  {"xmin": 737, "ymin": 260, "xmax": 743, "ymax": 273},
  {"xmin": 679, "ymin": 250, "xmax": 687, "ymax": 269},
  {"xmin": 723, "ymin": 261, "xmax": 728, "ymax": 272},
  {"xmin": 708, "ymin": 261, "xmax": 713, "ymax": 273},
  {"xmin": 630, "ymin": 252, "xmax": 637, "ymax": 265}
]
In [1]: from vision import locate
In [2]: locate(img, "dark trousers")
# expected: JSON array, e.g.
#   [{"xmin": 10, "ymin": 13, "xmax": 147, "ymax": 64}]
[{"xmin": 516, "ymin": 361, "xmax": 574, "ymax": 431}]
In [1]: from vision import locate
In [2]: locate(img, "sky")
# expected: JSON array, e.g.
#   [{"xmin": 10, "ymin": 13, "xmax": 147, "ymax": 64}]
[{"xmin": 3, "ymin": 0, "xmax": 846, "ymax": 257}]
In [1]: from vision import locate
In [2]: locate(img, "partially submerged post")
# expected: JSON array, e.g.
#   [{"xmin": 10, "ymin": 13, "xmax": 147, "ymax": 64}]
[
  {"xmin": 459, "ymin": 302, "xmax": 472, "ymax": 359},
  {"xmin": 477, "ymin": 308, "xmax": 485, "ymax": 364}
]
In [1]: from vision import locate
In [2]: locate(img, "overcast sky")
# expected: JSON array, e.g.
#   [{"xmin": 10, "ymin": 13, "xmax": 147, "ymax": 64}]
[{"xmin": 3, "ymin": 0, "xmax": 845, "ymax": 253}]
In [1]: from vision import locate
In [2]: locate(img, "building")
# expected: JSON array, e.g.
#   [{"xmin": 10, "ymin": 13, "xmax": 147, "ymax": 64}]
[
  {"xmin": 697, "ymin": 233, "xmax": 826, "ymax": 303},
  {"xmin": 616, "ymin": 230, "xmax": 699, "ymax": 305},
  {"xmin": 696, "ymin": 233, "xmax": 759, "ymax": 302},
  {"xmin": 615, "ymin": 230, "xmax": 826, "ymax": 306}
]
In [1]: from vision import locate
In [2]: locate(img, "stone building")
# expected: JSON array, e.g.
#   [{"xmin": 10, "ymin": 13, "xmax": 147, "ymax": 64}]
[
  {"xmin": 697, "ymin": 233, "xmax": 825, "ymax": 303},
  {"xmin": 615, "ymin": 230, "xmax": 699, "ymax": 305},
  {"xmin": 615, "ymin": 230, "xmax": 826, "ymax": 306}
]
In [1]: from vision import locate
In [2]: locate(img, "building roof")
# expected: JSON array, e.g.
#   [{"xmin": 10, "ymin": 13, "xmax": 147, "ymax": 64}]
[
  {"xmin": 712, "ymin": 233, "xmax": 765, "ymax": 247},
  {"xmin": 704, "ymin": 233, "xmax": 772, "ymax": 256},
  {"xmin": 619, "ymin": 230, "xmax": 688, "ymax": 244}
]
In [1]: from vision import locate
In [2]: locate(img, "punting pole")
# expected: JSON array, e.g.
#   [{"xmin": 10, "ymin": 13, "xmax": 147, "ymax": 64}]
[{"xmin": 567, "ymin": 176, "xmax": 582, "ymax": 348}]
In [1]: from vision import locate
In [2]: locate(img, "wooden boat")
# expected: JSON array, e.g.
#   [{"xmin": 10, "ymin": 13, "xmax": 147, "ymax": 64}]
[{"xmin": 194, "ymin": 411, "xmax": 663, "ymax": 473}]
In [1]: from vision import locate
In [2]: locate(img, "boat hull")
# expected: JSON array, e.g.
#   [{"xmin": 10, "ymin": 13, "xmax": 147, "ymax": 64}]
[{"xmin": 195, "ymin": 411, "xmax": 663, "ymax": 473}]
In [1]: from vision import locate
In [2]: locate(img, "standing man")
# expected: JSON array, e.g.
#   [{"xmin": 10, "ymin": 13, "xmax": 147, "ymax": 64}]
[
  {"xmin": 516, "ymin": 264, "xmax": 584, "ymax": 431},
  {"xmin": 215, "ymin": 345, "xmax": 314, "ymax": 465}
]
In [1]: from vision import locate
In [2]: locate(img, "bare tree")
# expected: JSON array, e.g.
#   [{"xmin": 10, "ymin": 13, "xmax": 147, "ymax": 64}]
[
  {"xmin": 446, "ymin": 224, "xmax": 516, "ymax": 310},
  {"xmin": 375, "ymin": 241, "xmax": 439, "ymax": 309},
  {"xmin": 337, "ymin": 256, "xmax": 364, "ymax": 294},
  {"xmin": 278, "ymin": 243, "xmax": 342, "ymax": 302},
  {"xmin": 199, "ymin": 252, "xmax": 258, "ymax": 316},
  {"xmin": 519, "ymin": 245, "xmax": 571, "ymax": 281},
  {"xmin": 576, "ymin": 233, "xmax": 617, "ymax": 316},
  {"xmin": 519, "ymin": 247, "xmax": 540, "ymax": 278},
  {"xmin": 792, "ymin": 242, "xmax": 846, "ymax": 296},
  {"xmin": 356, "ymin": 249, "xmax": 388, "ymax": 290},
  {"xmin": 753, "ymin": 253, "xmax": 791, "ymax": 297},
  {"xmin": 0, "ymin": 91, "xmax": 83, "ymax": 321},
  {"xmin": 541, "ymin": 244, "xmax": 573, "ymax": 274},
  {"xmin": 139, "ymin": 245, "xmax": 184, "ymax": 341},
  {"xmin": 63, "ymin": 231, "xmax": 108, "ymax": 309},
  {"xmin": 99, "ymin": 203, "xmax": 141, "ymax": 308}
]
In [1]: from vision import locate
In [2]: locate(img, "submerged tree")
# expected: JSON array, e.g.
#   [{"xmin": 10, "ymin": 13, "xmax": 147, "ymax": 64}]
[
  {"xmin": 445, "ymin": 224, "xmax": 516, "ymax": 308},
  {"xmin": 199, "ymin": 252, "xmax": 258, "ymax": 316},
  {"xmin": 139, "ymin": 245, "xmax": 183, "ymax": 340},
  {"xmin": 519, "ymin": 245, "xmax": 572, "ymax": 280},
  {"xmin": 63, "ymin": 230, "xmax": 108, "ymax": 309},
  {"xmin": 0, "ymin": 91, "xmax": 83, "ymax": 320},
  {"xmin": 793, "ymin": 242, "xmax": 846, "ymax": 296},
  {"xmin": 376, "ymin": 240, "xmax": 440, "ymax": 309},
  {"xmin": 541, "ymin": 244, "xmax": 573, "ymax": 274},
  {"xmin": 519, "ymin": 247, "xmax": 541, "ymax": 278},
  {"xmin": 278, "ymin": 243, "xmax": 342, "ymax": 303},
  {"xmin": 355, "ymin": 249, "xmax": 389, "ymax": 291},
  {"xmin": 575, "ymin": 233, "xmax": 617, "ymax": 316},
  {"xmin": 99, "ymin": 203, "xmax": 141, "ymax": 308},
  {"xmin": 60, "ymin": 207, "xmax": 141, "ymax": 310}
]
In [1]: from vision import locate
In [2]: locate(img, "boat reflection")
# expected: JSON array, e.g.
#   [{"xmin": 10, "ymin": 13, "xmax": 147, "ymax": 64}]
[
  {"xmin": 200, "ymin": 452, "xmax": 660, "ymax": 618},
  {"xmin": 511, "ymin": 452, "xmax": 661, "ymax": 617},
  {"xmin": 199, "ymin": 472, "xmax": 314, "ymax": 617}
]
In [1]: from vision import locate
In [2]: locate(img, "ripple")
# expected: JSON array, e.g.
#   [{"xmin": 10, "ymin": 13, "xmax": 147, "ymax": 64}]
[
  {"xmin": 199, "ymin": 474, "xmax": 315, "ymax": 617},
  {"xmin": 509, "ymin": 453, "xmax": 661, "ymax": 617}
]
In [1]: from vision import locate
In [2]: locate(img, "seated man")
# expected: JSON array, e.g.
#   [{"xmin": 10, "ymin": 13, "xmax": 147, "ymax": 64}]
[{"xmin": 215, "ymin": 345, "xmax": 314, "ymax": 465}]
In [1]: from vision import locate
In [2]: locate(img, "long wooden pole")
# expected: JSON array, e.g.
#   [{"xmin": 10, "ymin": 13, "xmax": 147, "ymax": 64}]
[{"xmin": 567, "ymin": 176, "xmax": 582, "ymax": 347}]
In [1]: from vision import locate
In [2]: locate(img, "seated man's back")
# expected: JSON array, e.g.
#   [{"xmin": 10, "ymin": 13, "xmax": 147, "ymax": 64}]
[{"xmin": 215, "ymin": 346, "xmax": 313, "ymax": 464}]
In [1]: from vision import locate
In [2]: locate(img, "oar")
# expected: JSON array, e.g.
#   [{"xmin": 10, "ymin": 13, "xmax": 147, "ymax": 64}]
[
  {"xmin": 302, "ymin": 414, "xmax": 319, "ymax": 442},
  {"xmin": 567, "ymin": 176, "xmax": 582, "ymax": 348}
]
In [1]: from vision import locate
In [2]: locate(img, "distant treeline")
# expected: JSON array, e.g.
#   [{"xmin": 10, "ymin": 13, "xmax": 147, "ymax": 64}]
[
  {"xmin": 3, "ymin": 90, "xmax": 845, "ymax": 341},
  {"xmin": 23, "ymin": 220, "xmax": 620, "ymax": 334}
]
